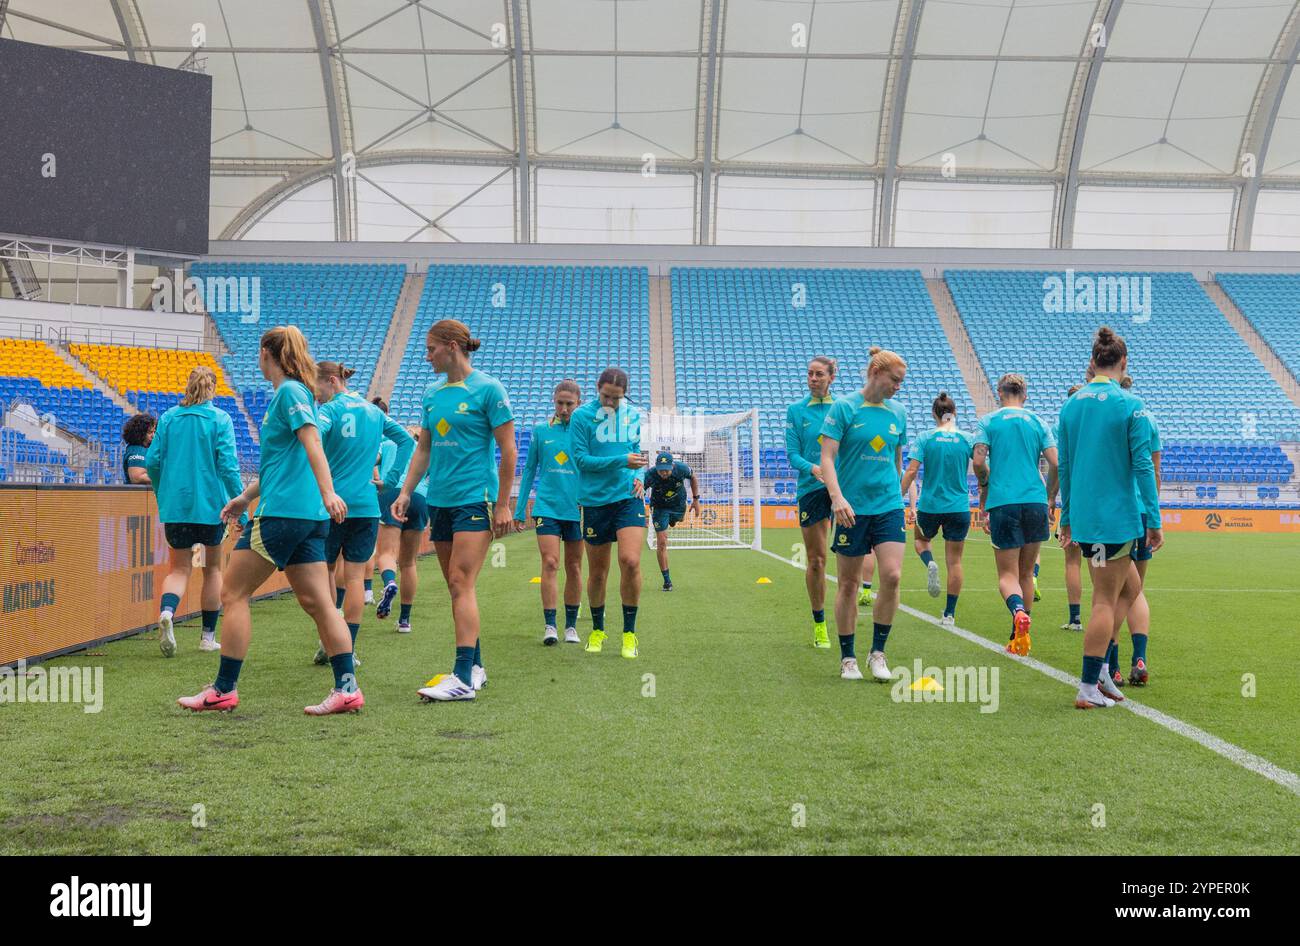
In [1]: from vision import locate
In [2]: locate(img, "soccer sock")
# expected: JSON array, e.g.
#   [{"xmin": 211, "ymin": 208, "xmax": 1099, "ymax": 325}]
[
  {"xmin": 622, "ymin": 605, "xmax": 638, "ymax": 634},
  {"xmin": 592, "ymin": 605, "xmax": 606, "ymax": 632},
  {"xmin": 661, "ymin": 569, "xmax": 670, "ymax": 583},
  {"xmin": 382, "ymin": 569, "xmax": 396, "ymax": 585},
  {"xmin": 839, "ymin": 633, "xmax": 856, "ymax": 660},
  {"xmin": 201, "ymin": 609, "xmax": 220, "ymax": 641},
  {"xmin": 1005, "ymin": 593, "xmax": 1025, "ymax": 614},
  {"xmin": 1106, "ymin": 641, "xmax": 1119, "ymax": 671},
  {"xmin": 364, "ymin": 578, "xmax": 373, "ymax": 593},
  {"xmin": 453, "ymin": 645, "xmax": 475, "ymax": 685},
  {"xmin": 474, "ymin": 638, "xmax": 482, "ymax": 668},
  {"xmin": 812, "ymin": 609, "xmax": 826, "ymax": 625},
  {"xmin": 919, "ymin": 550, "xmax": 935, "ymax": 567},
  {"xmin": 1033, "ymin": 562, "xmax": 1040, "ymax": 578},
  {"xmin": 347, "ymin": 622, "xmax": 360, "ymax": 645},
  {"xmin": 214, "ymin": 656, "xmax": 243, "ymax": 694},
  {"xmin": 1082, "ymin": 654, "xmax": 1104, "ymax": 686},
  {"xmin": 334, "ymin": 586, "xmax": 345, "ymax": 609},
  {"xmin": 399, "ymin": 603, "xmax": 412, "ymax": 623},
  {"xmin": 1131, "ymin": 633, "xmax": 1149, "ymax": 666},
  {"xmin": 871, "ymin": 622, "xmax": 891, "ymax": 654},
  {"xmin": 564, "ymin": 603, "xmax": 580, "ymax": 628},
  {"xmin": 329, "ymin": 652, "xmax": 355, "ymax": 691},
  {"xmin": 944, "ymin": 595, "xmax": 958, "ymax": 618},
  {"xmin": 160, "ymin": 592, "xmax": 180, "ymax": 615},
  {"xmin": 544, "ymin": 608, "xmax": 557, "ymax": 628},
  {"xmin": 1069, "ymin": 603, "xmax": 1081, "ymax": 624}
]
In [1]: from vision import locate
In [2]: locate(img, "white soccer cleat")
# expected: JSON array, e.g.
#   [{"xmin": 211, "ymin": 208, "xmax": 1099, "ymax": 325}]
[
  {"xmin": 563, "ymin": 627, "xmax": 580, "ymax": 644},
  {"xmin": 1097, "ymin": 671, "xmax": 1126, "ymax": 703},
  {"xmin": 1074, "ymin": 683, "xmax": 1115, "ymax": 709},
  {"xmin": 1060, "ymin": 620, "xmax": 1083, "ymax": 632},
  {"xmin": 940, "ymin": 614, "xmax": 955, "ymax": 628},
  {"xmin": 840, "ymin": 657, "xmax": 863, "ymax": 680},
  {"xmin": 543, "ymin": 626, "xmax": 558, "ymax": 646},
  {"xmin": 395, "ymin": 620, "xmax": 412, "ymax": 634},
  {"xmin": 417, "ymin": 674, "xmax": 476, "ymax": 702},
  {"xmin": 198, "ymin": 637, "xmax": 221, "ymax": 652},
  {"xmin": 158, "ymin": 612, "xmax": 176, "ymax": 658},
  {"xmin": 471, "ymin": 664, "xmax": 487, "ymax": 691},
  {"xmin": 364, "ymin": 589, "xmax": 375, "ymax": 605},
  {"xmin": 926, "ymin": 560, "xmax": 941, "ymax": 598},
  {"xmin": 867, "ymin": 650, "xmax": 891, "ymax": 682}
]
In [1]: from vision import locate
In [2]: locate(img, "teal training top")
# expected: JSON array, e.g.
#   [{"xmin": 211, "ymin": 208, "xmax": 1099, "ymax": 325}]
[
  {"xmin": 644, "ymin": 460, "xmax": 693, "ymax": 512},
  {"xmin": 381, "ymin": 440, "xmax": 428, "ymax": 499},
  {"xmin": 569, "ymin": 398, "xmax": 642, "ymax": 507},
  {"xmin": 318, "ymin": 391, "xmax": 414, "ymax": 519},
  {"xmin": 909, "ymin": 426, "xmax": 975, "ymax": 515},
  {"xmin": 974, "ymin": 406, "xmax": 1055, "ymax": 509},
  {"xmin": 145, "ymin": 401, "xmax": 244, "ymax": 526},
  {"xmin": 514, "ymin": 417, "xmax": 580, "ymax": 521},
  {"xmin": 1057, "ymin": 377, "xmax": 1160, "ymax": 544},
  {"xmin": 820, "ymin": 395, "xmax": 908, "ymax": 517},
  {"xmin": 1133, "ymin": 410, "xmax": 1162, "ymax": 509},
  {"xmin": 420, "ymin": 369, "xmax": 514, "ymax": 508},
  {"xmin": 784, "ymin": 395, "xmax": 836, "ymax": 499},
  {"xmin": 256, "ymin": 379, "xmax": 326, "ymax": 521},
  {"xmin": 122, "ymin": 444, "xmax": 147, "ymax": 482}
]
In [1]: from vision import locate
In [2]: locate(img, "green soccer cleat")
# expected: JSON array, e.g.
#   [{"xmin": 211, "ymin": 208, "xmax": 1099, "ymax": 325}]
[
  {"xmin": 1033, "ymin": 577, "xmax": 1041, "ymax": 602},
  {"xmin": 858, "ymin": 586, "xmax": 875, "ymax": 607},
  {"xmin": 621, "ymin": 632, "xmax": 639, "ymax": 659},
  {"xmin": 812, "ymin": 621, "xmax": 831, "ymax": 649},
  {"xmin": 584, "ymin": 630, "xmax": 607, "ymax": 654}
]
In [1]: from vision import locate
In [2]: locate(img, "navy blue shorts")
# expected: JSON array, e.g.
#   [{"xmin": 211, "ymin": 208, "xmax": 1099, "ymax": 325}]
[
  {"xmin": 582, "ymin": 497, "xmax": 647, "ymax": 545},
  {"xmin": 797, "ymin": 488, "xmax": 832, "ymax": 528},
  {"xmin": 326, "ymin": 517, "xmax": 380, "ymax": 564},
  {"xmin": 236, "ymin": 516, "xmax": 328, "ymax": 570},
  {"xmin": 1132, "ymin": 514, "xmax": 1154, "ymax": 562},
  {"xmin": 535, "ymin": 516, "xmax": 582, "ymax": 542},
  {"xmin": 1077, "ymin": 539, "xmax": 1136, "ymax": 563},
  {"xmin": 916, "ymin": 510, "xmax": 970, "ymax": 543},
  {"xmin": 651, "ymin": 507, "xmax": 685, "ymax": 532},
  {"xmin": 430, "ymin": 502, "xmax": 492, "ymax": 542},
  {"xmin": 832, "ymin": 507, "xmax": 907, "ymax": 557},
  {"xmin": 989, "ymin": 503, "xmax": 1050, "ymax": 550},
  {"xmin": 164, "ymin": 522, "xmax": 225, "ymax": 550},
  {"xmin": 379, "ymin": 487, "xmax": 429, "ymax": 532}
]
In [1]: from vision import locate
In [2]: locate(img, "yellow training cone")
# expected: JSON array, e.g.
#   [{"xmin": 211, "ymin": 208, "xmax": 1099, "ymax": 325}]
[
  {"xmin": 910, "ymin": 676, "xmax": 943, "ymax": 692},
  {"xmin": 756, "ymin": 577, "xmax": 772, "ymax": 584},
  {"xmin": 529, "ymin": 576, "xmax": 541, "ymax": 584}
]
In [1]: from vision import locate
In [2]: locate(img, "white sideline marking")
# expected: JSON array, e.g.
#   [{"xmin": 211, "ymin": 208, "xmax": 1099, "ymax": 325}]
[{"xmin": 755, "ymin": 547, "xmax": 1300, "ymax": 798}]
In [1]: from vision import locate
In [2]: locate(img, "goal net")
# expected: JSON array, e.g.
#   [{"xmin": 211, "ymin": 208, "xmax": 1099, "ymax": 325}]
[{"xmin": 639, "ymin": 408, "xmax": 761, "ymax": 551}]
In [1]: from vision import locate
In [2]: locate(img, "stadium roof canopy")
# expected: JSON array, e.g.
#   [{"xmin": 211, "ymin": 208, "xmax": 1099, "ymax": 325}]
[{"xmin": 7, "ymin": 0, "xmax": 1300, "ymax": 250}]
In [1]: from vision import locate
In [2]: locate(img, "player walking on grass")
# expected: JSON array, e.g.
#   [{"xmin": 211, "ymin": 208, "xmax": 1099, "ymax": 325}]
[
  {"xmin": 570, "ymin": 367, "xmax": 648, "ymax": 659},
  {"xmin": 394, "ymin": 320, "xmax": 515, "ymax": 703},
  {"xmin": 177, "ymin": 326, "xmax": 360, "ymax": 716},
  {"xmin": 973, "ymin": 374, "xmax": 1058, "ymax": 657},
  {"xmin": 1057, "ymin": 327, "xmax": 1163, "ymax": 709},
  {"xmin": 375, "ymin": 422, "xmax": 427, "ymax": 633},
  {"xmin": 1050, "ymin": 384, "xmax": 1086, "ymax": 633},
  {"xmin": 899, "ymin": 392, "xmax": 974, "ymax": 627},
  {"xmin": 311, "ymin": 362, "xmax": 413, "ymax": 667},
  {"xmin": 820, "ymin": 347, "xmax": 909, "ymax": 683},
  {"xmin": 514, "ymin": 380, "xmax": 584, "ymax": 646},
  {"xmin": 147, "ymin": 366, "xmax": 245, "ymax": 657},
  {"xmin": 645, "ymin": 450, "xmax": 700, "ymax": 592},
  {"xmin": 122, "ymin": 413, "xmax": 156, "ymax": 485}
]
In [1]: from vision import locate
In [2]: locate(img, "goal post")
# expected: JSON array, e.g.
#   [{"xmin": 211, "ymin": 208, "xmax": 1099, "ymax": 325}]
[{"xmin": 640, "ymin": 407, "xmax": 762, "ymax": 551}]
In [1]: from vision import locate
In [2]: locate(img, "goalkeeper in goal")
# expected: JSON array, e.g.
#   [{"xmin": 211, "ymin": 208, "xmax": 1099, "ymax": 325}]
[{"xmin": 644, "ymin": 450, "xmax": 702, "ymax": 591}]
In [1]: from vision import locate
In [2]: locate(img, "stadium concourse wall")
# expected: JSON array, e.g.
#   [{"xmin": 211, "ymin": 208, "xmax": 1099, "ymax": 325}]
[
  {"xmin": 0, "ymin": 484, "xmax": 434, "ymax": 668},
  {"xmin": 758, "ymin": 506, "xmax": 1300, "ymax": 533},
  {"xmin": 0, "ymin": 296, "xmax": 206, "ymax": 348}
]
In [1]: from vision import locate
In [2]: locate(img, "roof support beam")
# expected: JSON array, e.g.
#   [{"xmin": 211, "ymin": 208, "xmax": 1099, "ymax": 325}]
[
  {"xmin": 876, "ymin": 0, "xmax": 924, "ymax": 248},
  {"xmin": 109, "ymin": 1, "xmax": 153, "ymax": 63},
  {"xmin": 697, "ymin": 0, "xmax": 722, "ymax": 246},
  {"xmin": 308, "ymin": 0, "xmax": 355, "ymax": 241},
  {"xmin": 510, "ymin": 0, "xmax": 531, "ymax": 243}
]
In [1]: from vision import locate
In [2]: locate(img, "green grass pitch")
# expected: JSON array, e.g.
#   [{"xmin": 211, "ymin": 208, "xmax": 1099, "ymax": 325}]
[{"xmin": 2, "ymin": 528, "xmax": 1296, "ymax": 854}]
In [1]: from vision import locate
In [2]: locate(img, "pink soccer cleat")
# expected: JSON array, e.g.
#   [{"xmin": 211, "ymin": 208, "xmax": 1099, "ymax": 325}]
[
  {"xmin": 304, "ymin": 688, "xmax": 365, "ymax": 715},
  {"xmin": 177, "ymin": 685, "xmax": 238, "ymax": 713}
]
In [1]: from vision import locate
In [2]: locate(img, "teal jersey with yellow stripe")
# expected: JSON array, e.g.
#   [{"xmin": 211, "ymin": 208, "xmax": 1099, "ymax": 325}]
[
  {"xmin": 257, "ymin": 379, "xmax": 326, "ymax": 520},
  {"xmin": 784, "ymin": 394, "xmax": 835, "ymax": 499},
  {"xmin": 145, "ymin": 401, "xmax": 244, "ymax": 525},
  {"xmin": 319, "ymin": 391, "xmax": 413, "ymax": 518},
  {"xmin": 820, "ymin": 395, "xmax": 907, "ymax": 516},
  {"xmin": 1058, "ymin": 377, "xmax": 1160, "ymax": 543},
  {"xmin": 910, "ymin": 426, "xmax": 975, "ymax": 515},
  {"xmin": 569, "ymin": 397, "xmax": 642, "ymax": 507},
  {"xmin": 420, "ymin": 369, "xmax": 514, "ymax": 507},
  {"xmin": 975, "ymin": 406, "xmax": 1055, "ymax": 509},
  {"xmin": 514, "ymin": 418, "xmax": 579, "ymax": 521}
]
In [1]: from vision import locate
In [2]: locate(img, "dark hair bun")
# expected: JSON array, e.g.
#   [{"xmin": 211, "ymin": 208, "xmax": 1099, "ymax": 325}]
[{"xmin": 466, "ymin": 337, "xmax": 482, "ymax": 353}]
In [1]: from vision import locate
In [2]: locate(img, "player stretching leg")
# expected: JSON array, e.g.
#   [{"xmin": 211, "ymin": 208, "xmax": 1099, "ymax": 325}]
[
  {"xmin": 1057, "ymin": 327, "xmax": 1163, "ymax": 708},
  {"xmin": 514, "ymin": 380, "xmax": 585, "ymax": 645},
  {"xmin": 820, "ymin": 347, "xmax": 909, "ymax": 683},
  {"xmin": 974, "ymin": 374, "xmax": 1058, "ymax": 657},
  {"xmin": 645, "ymin": 451, "xmax": 701, "ymax": 591},
  {"xmin": 146, "ymin": 366, "xmax": 244, "ymax": 656},
  {"xmin": 376, "ymin": 424, "xmax": 428, "ymax": 633},
  {"xmin": 571, "ymin": 367, "xmax": 648, "ymax": 660},
  {"xmin": 177, "ymin": 326, "xmax": 360, "ymax": 715},
  {"xmin": 900, "ymin": 391, "xmax": 975, "ymax": 627},
  {"xmin": 313, "ymin": 362, "xmax": 413, "ymax": 667},
  {"xmin": 395, "ymin": 320, "xmax": 515, "ymax": 702}
]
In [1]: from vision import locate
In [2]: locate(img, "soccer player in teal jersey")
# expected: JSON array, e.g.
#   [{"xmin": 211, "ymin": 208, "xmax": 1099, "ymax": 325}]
[
  {"xmin": 1048, "ymin": 384, "xmax": 1086, "ymax": 633},
  {"xmin": 569, "ymin": 366, "xmax": 649, "ymax": 659},
  {"xmin": 394, "ymin": 320, "xmax": 516, "ymax": 702},
  {"xmin": 146, "ymin": 366, "xmax": 244, "ymax": 658},
  {"xmin": 376, "ymin": 422, "xmax": 427, "ymax": 633},
  {"xmin": 178, "ymin": 326, "xmax": 361, "ymax": 717},
  {"xmin": 643, "ymin": 451, "xmax": 701, "ymax": 592},
  {"xmin": 973, "ymin": 373, "xmax": 1058, "ymax": 658},
  {"xmin": 311, "ymin": 361, "xmax": 414, "ymax": 667},
  {"xmin": 1058, "ymin": 327, "xmax": 1163, "ymax": 709},
  {"xmin": 121, "ymin": 413, "xmax": 155, "ymax": 484},
  {"xmin": 514, "ymin": 380, "xmax": 585, "ymax": 646},
  {"xmin": 820, "ymin": 346, "xmax": 909, "ymax": 684},
  {"xmin": 900, "ymin": 391, "xmax": 975, "ymax": 626}
]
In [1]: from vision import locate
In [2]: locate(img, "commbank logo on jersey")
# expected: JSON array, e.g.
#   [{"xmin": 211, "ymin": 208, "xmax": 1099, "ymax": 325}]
[
  {"xmin": 435, "ymin": 418, "xmax": 451, "ymax": 437},
  {"xmin": 869, "ymin": 435, "xmax": 886, "ymax": 452},
  {"xmin": 554, "ymin": 451, "xmax": 568, "ymax": 465}
]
